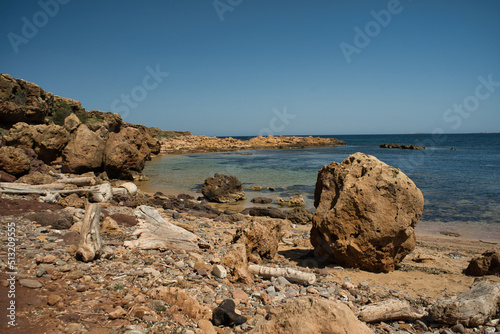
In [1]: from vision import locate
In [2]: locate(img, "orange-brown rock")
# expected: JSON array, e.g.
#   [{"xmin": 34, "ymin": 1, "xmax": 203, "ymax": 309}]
[
  {"xmin": 0, "ymin": 74, "xmax": 82, "ymax": 126},
  {"xmin": 311, "ymin": 152, "xmax": 424, "ymax": 273},
  {"xmin": 0, "ymin": 146, "xmax": 31, "ymax": 176},
  {"xmin": 103, "ymin": 126, "xmax": 159, "ymax": 179},
  {"xmin": 465, "ymin": 250, "xmax": 500, "ymax": 276},
  {"xmin": 232, "ymin": 219, "xmax": 284, "ymax": 263},
  {"xmin": 149, "ymin": 286, "xmax": 211, "ymax": 321},
  {"xmin": 250, "ymin": 296, "xmax": 373, "ymax": 334},
  {"xmin": 62, "ymin": 124, "xmax": 105, "ymax": 173},
  {"xmin": 160, "ymin": 134, "xmax": 345, "ymax": 154}
]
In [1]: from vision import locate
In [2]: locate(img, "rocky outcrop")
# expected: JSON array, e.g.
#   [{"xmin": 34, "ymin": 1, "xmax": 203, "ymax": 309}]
[
  {"xmin": 62, "ymin": 124, "xmax": 105, "ymax": 173},
  {"xmin": 251, "ymin": 296, "xmax": 373, "ymax": 334},
  {"xmin": 464, "ymin": 250, "xmax": 500, "ymax": 276},
  {"xmin": 4, "ymin": 122, "xmax": 70, "ymax": 163},
  {"xmin": 103, "ymin": 126, "xmax": 160, "ymax": 180},
  {"xmin": 277, "ymin": 194, "xmax": 305, "ymax": 207},
  {"xmin": 311, "ymin": 152, "xmax": 424, "ymax": 273},
  {"xmin": 160, "ymin": 134, "xmax": 346, "ymax": 154},
  {"xmin": 429, "ymin": 280, "xmax": 500, "ymax": 327},
  {"xmin": 0, "ymin": 74, "xmax": 83, "ymax": 126},
  {"xmin": 380, "ymin": 143, "xmax": 425, "ymax": 149},
  {"xmin": 0, "ymin": 75, "xmax": 161, "ymax": 180},
  {"xmin": 202, "ymin": 173, "xmax": 246, "ymax": 203},
  {"xmin": 241, "ymin": 207, "xmax": 287, "ymax": 219},
  {"xmin": 232, "ymin": 219, "xmax": 284, "ymax": 263},
  {"xmin": 0, "ymin": 146, "xmax": 31, "ymax": 176},
  {"xmin": 287, "ymin": 207, "xmax": 314, "ymax": 225}
]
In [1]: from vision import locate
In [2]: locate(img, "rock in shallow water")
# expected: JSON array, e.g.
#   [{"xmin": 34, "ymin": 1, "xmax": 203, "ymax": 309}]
[{"xmin": 201, "ymin": 173, "xmax": 246, "ymax": 203}]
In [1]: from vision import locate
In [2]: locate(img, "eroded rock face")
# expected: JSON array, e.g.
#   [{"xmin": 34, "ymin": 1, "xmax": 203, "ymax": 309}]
[
  {"xmin": 202, "ymin": 173, "xmax": 246, "ymax": 203},
  {"xmin": 103, "ymin": 127, "xmax": 159, "ymax": 179},
  {"xmin": 0, "ymin": 74, "xmax": 82, "ymax": 126},
  {"xmin": 62, "ymin": 124, "xmax": 105, "ymax": 173},
  {"xmin": 465, "ymin": 250, "xmax": 500, "ymax": 276},
  {"xmin": 0, "ymin": 146, "xmax": 31, "ymax": 175},
  {"xmin": 4, "ymin": 122, "xmax": 70, "ymax": 163},
  {"xmin": 232, "ymin": 219, "xmax": 284, "ymax": 263},
  {"xmin": 311, "ymin": 152, "xmax": 424, "ymax": 273},
  {"xmin": 251, "ymin": 296, "xmax": 373, "ymax": 334}
]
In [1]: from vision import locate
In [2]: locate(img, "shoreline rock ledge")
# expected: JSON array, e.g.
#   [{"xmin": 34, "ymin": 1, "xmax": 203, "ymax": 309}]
[{"xmin": 311, "ymin": 152, "xmax": 424, "ymax": 273}]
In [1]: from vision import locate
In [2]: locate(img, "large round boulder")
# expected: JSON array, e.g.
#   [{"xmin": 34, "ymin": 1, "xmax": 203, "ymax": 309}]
[
  {"xmin": 0, "ymin": 146, "xmax": 31, "ymax": 176},
  {"xmin": 311, "ymin": 152, "xmax": 424, "ymax": 273},
  {"xmin": 103, "ymin": 126, "xmax": 159, "ymax": 179},
  {"xmin": 62, "ymin": 124, "xmax": 105, "ymax": 173},
  {"xmin": 202, "ymin": 173, "xmax": 246, "ymax": 203}
]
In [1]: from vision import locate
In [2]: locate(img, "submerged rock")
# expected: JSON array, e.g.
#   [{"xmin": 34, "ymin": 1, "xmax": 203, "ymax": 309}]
[
  {"xmin": 202, "ymin": 173, "xmax": 246, "ymax": 203},
  {"xmin": 311, "ymin": 152, "xmax": 424, "ymax": 273}
]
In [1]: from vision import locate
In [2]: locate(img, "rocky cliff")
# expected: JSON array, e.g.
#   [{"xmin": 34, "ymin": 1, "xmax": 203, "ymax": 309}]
[{"xmin": 0, "ymin": 74, "xmax": 160, "ymax": 181}]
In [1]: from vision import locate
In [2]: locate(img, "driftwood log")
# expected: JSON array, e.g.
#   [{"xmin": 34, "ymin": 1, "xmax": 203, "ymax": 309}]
[
  {"xmin": 76, "ymin": 204, "xmax": 103, "ymax": 262},
  {"xmin": 0, "ymin": 182, "xmax": 135, "ymax": 203},
  {"xmin": 124, "ymin": 205, "xmax": 208, "ymax": 252},
  {"xmin": 357, "ymin": 299, "xmax": 427, "ymax": 323},
  {"xmin": 248, "ymin": 264, "xmax": 316, "ymax": 285},
  {"xmin": 429, "ymin": 280, "xmax": 500, "ymax": 327}
]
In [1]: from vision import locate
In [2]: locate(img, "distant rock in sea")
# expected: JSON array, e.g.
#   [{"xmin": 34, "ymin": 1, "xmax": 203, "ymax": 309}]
[{"xmin": 380, "ymin": 143, "xmax": 426, "ymax": 150}]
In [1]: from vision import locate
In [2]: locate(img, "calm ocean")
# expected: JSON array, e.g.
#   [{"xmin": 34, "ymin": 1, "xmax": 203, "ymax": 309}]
[{"xmin": 141, "ymin": 133, "xmax": 500, "ymax": 240}]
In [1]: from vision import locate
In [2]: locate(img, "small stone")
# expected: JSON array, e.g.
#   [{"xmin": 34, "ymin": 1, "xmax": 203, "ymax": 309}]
[
  {"xmin": 108, "ymin": 306, "xmax": 127, "ymax": 319},
  {"xmin": 124, "ymin": 325, "xmax": 146, "ymax": 334},
  {"xmin": 198, "ymin": 319, "xmax": 217, "ymax": 334},
  {"xmin": 484, "ymin": 327, "xmax": 496, "ymax": 334},
  {"xmin": 212, "ymin": 265, "xmax": 227, "ymax": 279},
  {"xmin": 260, "ymin": 292, "xmax": 271, "ymax": 305},
  {"xmin": 342, "ymin": 281, "xmax": 355, "ymax": 290},
  {"xmin": 66, "ymin": 270, "xmax": 83, "ymax": 280},
  {"xmin": 19, "ymin": 279, "xmax": 43, "ymax": 289},
  {"xmin": 142, "ymin": 315, "xmax": 158, "ymax": 322},
  {"xmin": 47, "ymin": 294, "xmax": 63, "ymax": 306},
  {"xmin": 143, "ymin": 267, "xmax": 161, "ymax": 278},
  {"xmin": 276, "ymin": 276, "xmax": 290, "ymax": 286},
  {"xmin": 266, "ymin": 286, "xmax": 276, "ymax": 294},
  {"xmin": 319, "ymin": 290, "xmax": 331, "ymax": 298},
  {"xmin": 233, "ymin": 289, "xmax": 249, "ymax": 301}
]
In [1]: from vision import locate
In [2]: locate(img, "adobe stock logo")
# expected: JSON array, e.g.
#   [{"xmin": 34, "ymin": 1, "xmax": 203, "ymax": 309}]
[
  {"xmin": 258, "ymin": 107, "xmax": 296, "ymax": 137},
  {"xmin": 213, "ymin": 0, "xmax": 243, "ymax": 21},
  {"xmin": 7, "ymin": 0, "xmax": 71, "ymax": 54},
  {"xmin": 339, "ymin": 0, "xmax": 411, "ymax": 64}
]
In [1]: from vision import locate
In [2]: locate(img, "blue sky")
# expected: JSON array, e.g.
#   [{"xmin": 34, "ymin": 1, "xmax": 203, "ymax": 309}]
[{"xmin": 1, "ymin": 0, "xmax": 499, "ymax": 136}]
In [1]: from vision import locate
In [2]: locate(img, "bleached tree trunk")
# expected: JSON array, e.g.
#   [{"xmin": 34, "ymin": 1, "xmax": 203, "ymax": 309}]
[
  {"xmin": 357, "ymin": 299, "xmax": 427, "ymax": 323},
  {"xmin": 76, "ymin": 204, "xmax": 103, "ymax": 262},
  {"xmin": 124, "ymin": 205, "xmax": 207, "ymax": 252},
  {"xmin": 248, "ymin": 264, "xmax": 316, "ymax": 285}
]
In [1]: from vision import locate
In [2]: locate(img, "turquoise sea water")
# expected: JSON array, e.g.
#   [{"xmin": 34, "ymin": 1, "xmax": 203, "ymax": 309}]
[{"xmin": 141, "ymin": 133, "xmax": 500, "ymax": 240}]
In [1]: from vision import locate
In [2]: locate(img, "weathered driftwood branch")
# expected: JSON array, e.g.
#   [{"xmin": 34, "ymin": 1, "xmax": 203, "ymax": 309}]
[
  {"xmin": 357, "ymin": 299, "xmax": 427, "ymax": 323},
  {"xmin": 76, "ymin": 204, "xmax": 103, "ymax": 262},
  {"xmin": 248, "ymin": 264, "xmax": 316, "ymax": 285},
  {"xmin": 124, "ymin": 205, "xmax": 208, "ymax": 252},
  {"xmin": 0, "ymin": 182, "xmax": 115, "ymax": 203}
]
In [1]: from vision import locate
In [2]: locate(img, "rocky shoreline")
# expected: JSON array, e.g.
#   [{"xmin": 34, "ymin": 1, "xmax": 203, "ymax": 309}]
[
  {"xmin": 1, "ymin": 189, "xmax": 499, "ymax": 334},
  {"xmin": 159, "ymin": 134, "xmax": 346, "ymax": 155},
  {"xmin": 2, "ymin": 74, "xmax": 500, "ymax": 334}
]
